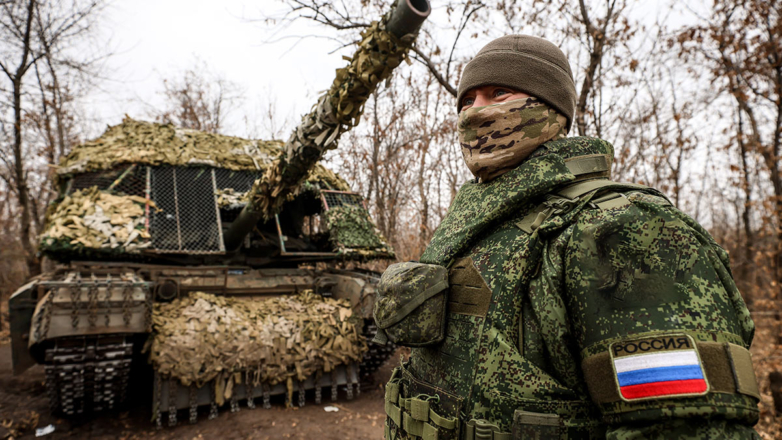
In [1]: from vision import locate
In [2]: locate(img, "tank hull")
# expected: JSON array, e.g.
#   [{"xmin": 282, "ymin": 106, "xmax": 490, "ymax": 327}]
[{"xmin": 10, "ymin": 262, "xmax": 392, "ymax": 420}]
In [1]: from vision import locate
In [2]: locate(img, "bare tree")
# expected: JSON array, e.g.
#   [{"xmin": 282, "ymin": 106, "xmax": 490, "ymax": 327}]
[
  {"xmin": 153, "ymin": 60, "xmax": 243, "ymax": 134},
  {"xmin": 572, "ymin": 0, "xmax": 624, "ymax": 137},
  {"xmin": 0, "ymin": 0, "xmax": 107, "ymax": 274},
  {"xmin": 244, "ymin": 89, "xmax": 292, "ymax": 140},
  {"xmin": 679, "ymin": 0, "xmax": 782, "ymax": 283},
  {"xmin": 0, "ymin": 0, "xmax": 39, "ymax": 274}
]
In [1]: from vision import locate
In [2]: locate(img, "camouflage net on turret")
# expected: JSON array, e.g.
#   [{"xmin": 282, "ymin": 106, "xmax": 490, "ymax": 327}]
[
  {"xmin": 40, "ymin": 118, "xmax": 360, "ymax": 256},
  {"xmin": 39, "ymin": 186, "xmax": 155, "ymax": 254},
  {"xmin": 56, "ymin": 117, "xmax": 352, "ymax": 193},
  {"xmin": 147, "ymin": 291, "xmax": 367, "ymax": 401},
  {"xmin": 250, "ymin": 13, "xmax": 416, "ymax": 219},
  {"xmin": 326, "ymin": 205, "xmax": 394, "ymax": 258},
  {"xmin": 58, "ymin": 118, "xmax": 279, "ymax": 174}
]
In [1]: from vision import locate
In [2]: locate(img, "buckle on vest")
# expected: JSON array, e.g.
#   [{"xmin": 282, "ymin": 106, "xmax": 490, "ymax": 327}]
[
  {"xmin": 543, "ymin": 195, "xmax": 580, "ymax": 215},
  {"xmin": 465, "ymin": 419, "xmax": 510, "ymax": 440}
]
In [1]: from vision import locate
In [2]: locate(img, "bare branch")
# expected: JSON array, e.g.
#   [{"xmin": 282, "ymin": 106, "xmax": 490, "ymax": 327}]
[
  {"xmin": 444, "ymin": 4, "xmax": 484, "ymax": 85},
  {"xmin": 409, "ymin": 45, "xmax": 456, "ymax": 97}
]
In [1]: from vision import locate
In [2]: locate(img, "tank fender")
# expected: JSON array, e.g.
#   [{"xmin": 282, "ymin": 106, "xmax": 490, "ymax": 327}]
[
  {"xmin": 27, "ymin": 273, "xmax": 152, "ymax": 349},
  {"xmin": 9, "ymin": 280, "xmax": 38, "ymax": 375}
]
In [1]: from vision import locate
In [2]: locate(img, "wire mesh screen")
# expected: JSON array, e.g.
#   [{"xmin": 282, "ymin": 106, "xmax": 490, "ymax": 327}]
[
  {"xmin": 150, "ymin": 166, "xmax": 224, "ymax": 253},
  {"xmin": 214, "ymin": 168, "xmax": 261, "ymax": 193},
  {"xmin": 321, "ymin": 191, "xmax": 364, "ymax": 210},
  {"xmin": 68, "ymin": 165, "xmax": 147, "ymax": 197},
  {"xmin": 214, "ymin": 168, "xmax": 261, "ymax": 222}
]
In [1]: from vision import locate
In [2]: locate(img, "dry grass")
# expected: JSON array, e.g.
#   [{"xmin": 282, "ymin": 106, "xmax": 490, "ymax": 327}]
[{"xmin": 749, "ymin": 299, "xmax": 782, "ymax": 439}]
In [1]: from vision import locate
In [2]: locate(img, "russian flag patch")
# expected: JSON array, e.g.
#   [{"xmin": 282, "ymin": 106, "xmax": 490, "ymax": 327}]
[{"xmin": 610, "ymin": 334, "xmax": 709, "ymax": 401}]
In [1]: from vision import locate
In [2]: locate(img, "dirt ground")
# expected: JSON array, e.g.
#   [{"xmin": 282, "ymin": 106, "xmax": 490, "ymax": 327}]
[
  {"xmin": 744, "ymin": 300, "xmax": 782, "ymax": 440},
  {"xmin": 0, "ymin": 340, "xmax": 396, "ymax": 440}
]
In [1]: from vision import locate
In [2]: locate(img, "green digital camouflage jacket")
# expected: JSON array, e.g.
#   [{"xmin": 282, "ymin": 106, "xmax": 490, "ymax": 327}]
[{"xmin": 382, "ymin": 137, "xmax": 760, "ymax": 440}]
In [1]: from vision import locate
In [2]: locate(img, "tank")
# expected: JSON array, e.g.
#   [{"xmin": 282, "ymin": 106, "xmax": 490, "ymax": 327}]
[{"xmin": 8, "ymin": 0, "xmax": 430, "ymax": 426}]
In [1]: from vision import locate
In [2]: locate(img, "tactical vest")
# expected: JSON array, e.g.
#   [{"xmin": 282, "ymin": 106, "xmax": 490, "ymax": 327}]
[{"xmin": 381, "ymin": 138, "xmax": 759, "ymax": 440}]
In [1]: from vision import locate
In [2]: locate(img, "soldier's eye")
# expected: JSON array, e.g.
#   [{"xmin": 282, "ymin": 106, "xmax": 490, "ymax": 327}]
[
  {"xmin": 462, "ymin": 97, "xmax": 475, "ymax": 107},
  {"xmin": 494, "ymin": 89, "xmax": 510, "ymax": 97}
]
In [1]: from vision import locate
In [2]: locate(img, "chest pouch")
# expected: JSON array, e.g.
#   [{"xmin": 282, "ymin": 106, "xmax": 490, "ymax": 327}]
[{"xmin": 372, "ymin": 262, "xmax": 449, "ymax": 347}]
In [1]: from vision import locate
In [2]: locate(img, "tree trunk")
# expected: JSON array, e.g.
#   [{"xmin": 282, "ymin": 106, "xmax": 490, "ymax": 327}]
[
  {"xmin": 737, "ymin": 111, "xmax": 754, "ymax": 297},
  {"xmin": 771, "ymin": 73, "xmax": 782, "ymax": 284},
  {"xmin": 9, "ymin": 0, "xmax": 39, "ymax": 276},
  {"xmin": 417, "ymin": 139, "xmax": 429, "ymax": 248},
  {"xmin": 770, "ymin": 371, "xmax": 782, "ymax": 415},
  {"xmin": 369, "ymin": 95, "xmax": 384, "ymax": 235},
  {"xmin": 575, "ymin": 0, "xmax": 615, "ymax": 136}
]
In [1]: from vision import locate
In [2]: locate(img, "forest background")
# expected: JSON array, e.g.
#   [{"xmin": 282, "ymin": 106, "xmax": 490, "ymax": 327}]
[{"xmin": 0, "ymin": 0, "xmax": 780, "ymax": 436}]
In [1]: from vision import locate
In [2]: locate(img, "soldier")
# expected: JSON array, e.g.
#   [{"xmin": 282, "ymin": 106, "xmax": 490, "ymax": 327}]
[{"xmin": 376, "ymin": 35, "xmax": 761, "ymax": 439}]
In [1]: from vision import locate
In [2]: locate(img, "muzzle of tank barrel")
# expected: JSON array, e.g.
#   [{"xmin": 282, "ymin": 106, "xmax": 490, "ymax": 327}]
[
  {"xmin": 387, "ymin": 0, "xmax": 431, "ymax": 38},
  {"xmin": 222, "ymin": 0, "xmax": 430, "ymax": 252}
]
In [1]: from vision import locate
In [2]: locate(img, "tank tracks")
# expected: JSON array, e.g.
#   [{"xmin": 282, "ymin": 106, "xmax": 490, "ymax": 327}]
[
  {"xmin": 152, "ymin": 362, "xmax": 361, "ymax": 427},
  {"xmin": 43, "ymin": 335, "xmax": 133, "ymax": 416},
  {"xmin": 39, "ymin": 327, "xmax": 382, "ymax": 424}
]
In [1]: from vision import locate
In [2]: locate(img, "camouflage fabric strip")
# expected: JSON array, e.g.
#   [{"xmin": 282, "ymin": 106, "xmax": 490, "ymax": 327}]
[{"xmin": 250, "ymin": 13, "xmax": 416, "ymax": 219}]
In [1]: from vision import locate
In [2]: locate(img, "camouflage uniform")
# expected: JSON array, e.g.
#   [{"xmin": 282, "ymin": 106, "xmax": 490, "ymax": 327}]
[{"xmin": 380, "ymin": 134, "xmax": 760, "ymax": 439}]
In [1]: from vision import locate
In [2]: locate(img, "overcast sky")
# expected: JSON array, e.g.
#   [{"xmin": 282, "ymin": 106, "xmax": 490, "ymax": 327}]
[
  {"xmin": 83, "ymin": 0, "xmax": 698, "ymax": 141},
  {"xmin": 89, "ymin": 0, "xmax": 358, "ymax": 139}
]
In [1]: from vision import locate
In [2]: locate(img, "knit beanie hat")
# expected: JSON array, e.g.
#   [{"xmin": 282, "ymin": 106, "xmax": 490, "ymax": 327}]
[{"xmin": 457, "ymin": 35, "xmax": 577, "ymax": 131}]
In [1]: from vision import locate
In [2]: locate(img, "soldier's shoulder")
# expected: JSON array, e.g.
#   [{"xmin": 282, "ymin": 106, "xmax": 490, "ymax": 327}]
[
  {"xmin": 535, "ymin": 136, "xmax": 615, "ymax": 160},
  {"xmin": 573, "ymin": 184, "xmax": 677, "ymax": 224},
  {"xmin": 566, "ymin": 184, "xmax": 699, "ymax": 254}
]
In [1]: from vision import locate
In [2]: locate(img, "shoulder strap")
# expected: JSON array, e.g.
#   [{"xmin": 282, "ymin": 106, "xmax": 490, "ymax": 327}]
[
  {"xmin": 516, "ymin": 179, "xmax": 667, "ymax": 234},
  {"xmin": 555, "ymin": 179, "xmax": 648, "ymax": 200}
]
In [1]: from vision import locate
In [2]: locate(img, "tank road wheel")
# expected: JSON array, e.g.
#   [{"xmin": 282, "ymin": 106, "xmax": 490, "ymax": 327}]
[{"xmin": 360, "ymin": 321, "xmax": 397, "ymax": 381}]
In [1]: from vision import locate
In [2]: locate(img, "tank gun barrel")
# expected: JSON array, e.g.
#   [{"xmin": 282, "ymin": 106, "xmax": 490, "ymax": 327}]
[
  {"xmin": 224, "ymin": 0, "xmax": 430, "ymax": 251},
  {"xmin": 387, "ymin": 0, "xmax": 431, "ymax": 38}
]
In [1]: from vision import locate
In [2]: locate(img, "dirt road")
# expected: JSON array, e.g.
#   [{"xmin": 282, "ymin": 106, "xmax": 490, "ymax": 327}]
[{"xmin": 0, "ymin": 343, "xmax": 394, "ymax": 440}]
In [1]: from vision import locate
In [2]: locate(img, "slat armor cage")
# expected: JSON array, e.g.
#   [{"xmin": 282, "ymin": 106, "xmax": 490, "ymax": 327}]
[{"xmin": 150, "ymin": 167, "xmax": 225, "ymax": 254}]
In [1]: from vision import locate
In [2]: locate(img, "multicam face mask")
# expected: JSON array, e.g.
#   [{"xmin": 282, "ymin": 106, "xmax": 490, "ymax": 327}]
[{"xmin": 458, "ymin": 97, "xmax": 568, "ymax": 182}]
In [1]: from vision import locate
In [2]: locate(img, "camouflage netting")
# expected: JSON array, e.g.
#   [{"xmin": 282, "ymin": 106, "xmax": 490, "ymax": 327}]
[
  {"xmin": 39, "ymin": 186, "xmax": 154, "ymax": 253},
  {"xmin": 58, "ymin": 117, "xmax": 279, "ymax": 174},
  {"xmin": 215, "ymin": 188, "xmax": 249, "ymax": 209},
  {"xmin": 326, "ymin": 205, "xmax": 395, "ymax": 259},
  {"xmin": 57, "ymin": 117, "xmax": 351, "ymax": 192},
  {"xmin": 147, "ymin": 291, "xmax": 367, "ymax": 402},
  {"xmin": 250, "ymin": 13, "xmax": 416, "ymax": 219}
]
